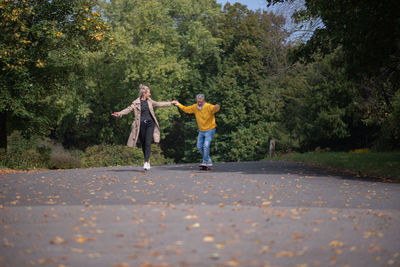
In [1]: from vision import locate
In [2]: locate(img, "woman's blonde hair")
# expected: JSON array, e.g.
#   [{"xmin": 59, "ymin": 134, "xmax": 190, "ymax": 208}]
[{"xmin": 139, "ymin": 84, "xmax": 150, "ymax": 98}]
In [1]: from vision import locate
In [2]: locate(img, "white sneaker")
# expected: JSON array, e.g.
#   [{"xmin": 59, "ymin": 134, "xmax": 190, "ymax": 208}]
[
  {"xmin": 143, "ymin": 162, "xmax": 150, "ymax": 170},
  {"xmin": 206, "ymin": 160, "xmax": 213, "ymax": 167}
]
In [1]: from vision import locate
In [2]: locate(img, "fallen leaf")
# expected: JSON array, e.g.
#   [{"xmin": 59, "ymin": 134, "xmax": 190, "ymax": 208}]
[
  {"xmin": 260, "ymin": 246, "xmax": 270, "ymax": 253},
  {"xmin": 292, "ymin": 233, "xmax": 303, "ymax": 239},
  {"xmin": 210, "ymin": 253, "xmax": 220, "ymax": 260},
  {"xmin": 184, "ymin": 215, "xmax": 198, "ymax": 220},
  {"xmin": 369, "ymin": 244, "xmax": 382, "ymax": 253},
  {"xmin": 50, "ymin": 236, "xmax": 64, "ymax": 245},
  {"xmin": 87, "ymin": 253, "xmax": 102, "ymax": 258},
  {"xmin": 112, "ymin": 263, "xmax": 130, "ymax": 267},
  {"xmin": 70, "ymin": 248, "xmax": 85, "ymax": 254},
  {"xmin": 334, "ymin": 248, "xmax": 342, "ymax": 255},
  {"xmin": 37, "ymin": 258, "xmax": 58, "ymax": 264},
  {"xmin": 160, "ymin": 211, "xmax": 166, "ymax": 219},
  {"xmin": 275, "ymin": 251, "xmax": 295, "ymax": 257},
  {"xmin": 363, "ymin": 229, "xmax": 375, "ymax": 239},
  {"xmin": 2, "ymin": 238, "xmax": 14, "ymax": 248},
  {"xmin": 261, "ymin": 201, "xmax": 271, "ymax": 207},
  {"xmin": 203, "ymin": 236, "xmax": 214, "ymax": 242},
  {"xmin": 75, "ymin": 236, "xmax": 86, "ymax": 243},
  {"xmin": 329, "ymin": 240, "xmax": 343, "ymax": 247},
  {"xmin": 215, "ymin": 243, "xmax": 225, "ymax": 249},
  {"xmin": 223, "ymin": 259, "xmax": 240, "ymax": 266}
]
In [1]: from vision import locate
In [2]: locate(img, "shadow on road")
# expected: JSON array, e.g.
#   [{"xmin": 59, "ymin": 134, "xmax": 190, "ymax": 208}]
[
  {"xmin": 163, "ymin": 161, "xmax": 392, "ymax": 183},
  {"xmin": 106, "ymin": 168, "xmax": 144, "ymax": 173}
]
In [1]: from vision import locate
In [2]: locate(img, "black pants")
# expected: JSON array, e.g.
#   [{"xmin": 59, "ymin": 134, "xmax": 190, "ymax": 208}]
[{"xmin": 139, "ymin": 120, "xmax": 155, "ymax": 162}]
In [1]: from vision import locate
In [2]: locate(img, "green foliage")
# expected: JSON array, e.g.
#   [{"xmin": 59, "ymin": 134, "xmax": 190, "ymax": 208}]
[
  {"xmin": 0, "ymin": 131, "xmax": 83, "ymax": 169},
  {"xmin": 55, "ymin": 0, "xmax": 222, "ymax": 150},
  {"xmin": 201, "ymin": 3, "xmax": 292, "ymax": 162},
  {"xmin": 0, "ymin": 132, "xmax": 170, "ymax": 169},
  {"xmin": 268, "ymin": 0, "xmax": 400, "ymax": 151},
  {"xmin": 280, "ymin": 49, "xmax": 363, "ymax": 150},
  {"xmin": 0, "ymin": 0, "xmax": 109, "ymax": 147},
  {"xmin": 49, "ymin": 154, "xmax": 82, "ymax": 169},
  {"xmin": 270, "ymin": 0, "xmax": 400, "ymax": 79},
  {"xmin": 3, "ymin": 0, "xmax": 398, "ymax": 167},
  {"xmin": 372, "ymin": 90, "xmax": 400, "ymax": 151},
  {"xmin": 0, "ymin": 131, "xmax": 50, "ymax": 169},
  {"xmin": 81, "ymin": 144, "xmax": 172, "ymax": 168}
]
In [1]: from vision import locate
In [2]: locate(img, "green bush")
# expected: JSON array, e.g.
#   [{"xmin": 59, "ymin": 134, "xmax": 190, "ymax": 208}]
[
  {"xmin": 0, "ymin": 131, "xmax": 173, "ymax": 169},
  {"xmin": 0, "ymin": 131, "xmax": 82, "ymax": 170},
  {"xmin": 44, "ymin": 140, "xmax": 82, "ymax": 169},
  {"xmin": 81, "ymin": 144, "xmax": 173, "ymax": 168},
  {"xmin": 49, "ymin": 154, "xmax": 82, "ymax": 169},
  {"xmin": 0, "ymin": 131, "xmax": 50, "ymax": 169}
]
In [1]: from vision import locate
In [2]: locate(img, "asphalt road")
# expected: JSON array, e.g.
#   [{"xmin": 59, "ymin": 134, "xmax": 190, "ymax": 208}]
[{"xmin": 1, "ymin": 161, "xmax": 399, "ymax": 267}]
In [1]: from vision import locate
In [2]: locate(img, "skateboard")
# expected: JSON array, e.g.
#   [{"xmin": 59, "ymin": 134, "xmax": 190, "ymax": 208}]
[{"xmin": 199, "ymin": 165, "xmax": 211, "ymax": 171}]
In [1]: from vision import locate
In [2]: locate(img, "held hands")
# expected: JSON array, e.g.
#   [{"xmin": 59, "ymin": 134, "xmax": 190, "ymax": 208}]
[
  {"xmin": 171, "ymin": 100, "xmax": 180, "ymax": 106},
  {"xmin": 111, "ymin": 112, "xmax": 120, "ymax": 118},
  {"xmin": 214, "ymin": 104, "xmax": 220, "ymax": 110}
]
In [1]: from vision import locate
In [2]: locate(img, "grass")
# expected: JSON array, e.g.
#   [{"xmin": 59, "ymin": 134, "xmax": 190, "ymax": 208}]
[{"xmin": 271, "ymin": 151, "xmax": 400, "ymax": 180}]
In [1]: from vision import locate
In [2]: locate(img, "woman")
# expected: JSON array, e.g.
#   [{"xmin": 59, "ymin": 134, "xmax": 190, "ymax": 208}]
[{"xmin": 112, "ymin": 84, "xmax": 172, "ymax": 170}]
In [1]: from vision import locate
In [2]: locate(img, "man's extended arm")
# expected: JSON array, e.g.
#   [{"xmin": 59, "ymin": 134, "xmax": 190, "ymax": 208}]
[
  {"xmin": 210, "ymin": 104, "xmax": 220, "ymax": 114},
  {"xmin": 172, "ymin": 100, "xmax": 195, "ymax": 114}
]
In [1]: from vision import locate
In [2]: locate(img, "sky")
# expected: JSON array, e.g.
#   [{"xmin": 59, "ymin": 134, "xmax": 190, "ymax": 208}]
[
  {"xmin": 215, "ymin": 0, "xmax": 269, "ymax": 11},
  {"xmin": 214, "ymin": 0, "xmax": 313, "ymax": 41}
]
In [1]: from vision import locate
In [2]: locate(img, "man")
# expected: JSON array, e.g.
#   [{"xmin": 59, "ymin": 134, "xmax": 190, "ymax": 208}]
[{"xmin": 172, "ymin": 94, "xmax": 220, "ymax": 167}]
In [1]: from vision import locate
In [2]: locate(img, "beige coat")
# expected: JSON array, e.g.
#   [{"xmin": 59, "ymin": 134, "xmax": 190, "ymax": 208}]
[{"xmin": 117, "ymin": 98, "xmax": 171, "ymax": 147}]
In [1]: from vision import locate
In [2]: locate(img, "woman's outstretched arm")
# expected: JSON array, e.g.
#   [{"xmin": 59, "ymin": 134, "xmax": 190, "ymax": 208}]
[
  {"xmin": 111, "ymin": 102, "xmax": 135, "ymax": 117},
  {"xmin": 150, "ymin": 99, "xmax": 172, "ymax": 108}
]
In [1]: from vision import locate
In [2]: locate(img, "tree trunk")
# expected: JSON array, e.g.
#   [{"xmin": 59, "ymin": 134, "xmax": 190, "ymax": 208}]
[
  {"xmin": 269, "ymin": 139, "xmax": 275, "ymax": 158},
  {"xmin": 0, "ymin": 111, "xmax": 6, "ymax": 151}
]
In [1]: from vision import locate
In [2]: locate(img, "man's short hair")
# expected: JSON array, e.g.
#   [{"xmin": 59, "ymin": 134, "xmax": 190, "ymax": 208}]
[{"xmin": 196, "ymin": 94, "xmax": 205, "ymax": 100}]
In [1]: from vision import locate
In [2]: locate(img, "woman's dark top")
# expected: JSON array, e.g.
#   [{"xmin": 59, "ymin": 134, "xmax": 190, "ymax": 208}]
[{"xmin": 140, "ymin": 100, "xmax": 154, "ymax": 123}]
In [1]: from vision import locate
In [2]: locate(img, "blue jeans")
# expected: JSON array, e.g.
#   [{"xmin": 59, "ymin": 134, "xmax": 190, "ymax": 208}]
[{"xmin": 197, "ymin": 128, "xmax": 216, "ymax": 162}]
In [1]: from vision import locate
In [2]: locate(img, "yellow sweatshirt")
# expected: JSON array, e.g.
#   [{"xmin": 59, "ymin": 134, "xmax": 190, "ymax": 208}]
[{"xmin": 178, "ymin": 103, "xmax": 220, "ymax": 131}]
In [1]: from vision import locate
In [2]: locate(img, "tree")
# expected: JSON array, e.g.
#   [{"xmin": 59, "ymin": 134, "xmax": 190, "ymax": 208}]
[
  {"xmin": 205, "ymin": 3, "xmax": 290, "ymax": 161},
  {"xmin": 0, "ymin": 0, "xmax": 109, "ymax": 150},
  {"xmin": 54, "ymin": 0, "xmax": 223, "ymax": 157},
  {"xmin": 266, "ymin": 0, "xmax": 400, "ymax": 149},
  {"xmin": 281, "ymin": 49, "xmax": 369, "ymax": 150}
]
